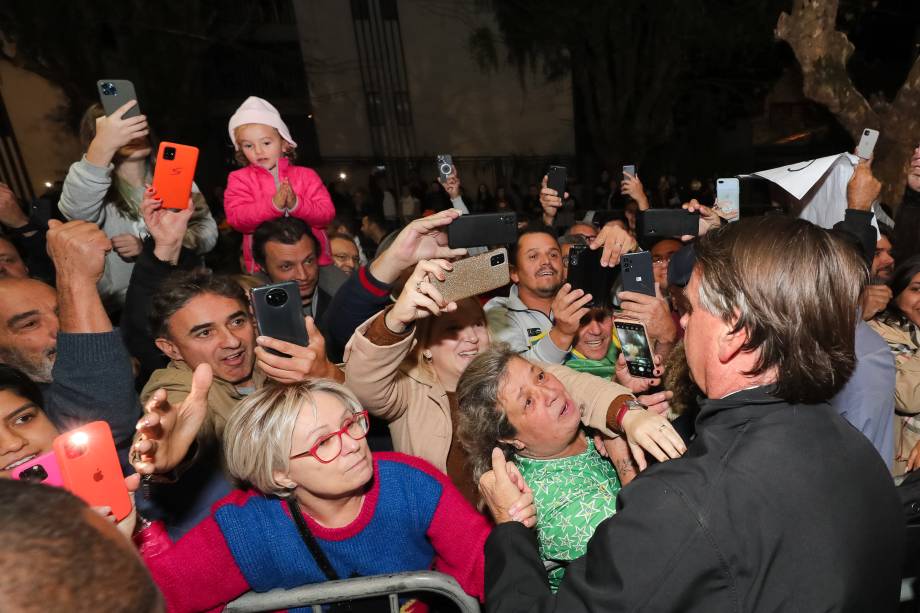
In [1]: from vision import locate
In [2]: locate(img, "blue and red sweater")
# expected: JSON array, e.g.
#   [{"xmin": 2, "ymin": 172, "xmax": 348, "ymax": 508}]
[{"xmin": 142, "ymin": 452, "xmax": 489, "ymax": 613}]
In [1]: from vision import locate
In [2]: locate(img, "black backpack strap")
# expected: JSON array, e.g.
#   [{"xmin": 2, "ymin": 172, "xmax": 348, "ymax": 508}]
[{"xmin": 286, "ymin": 497, "xmax": 340, "ymax": 581}]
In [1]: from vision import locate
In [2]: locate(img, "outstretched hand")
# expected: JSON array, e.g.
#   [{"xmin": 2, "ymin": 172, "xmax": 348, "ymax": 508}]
[{"xmin": 132, "ymin": 364, "xmax": 213, "ymax": 476}]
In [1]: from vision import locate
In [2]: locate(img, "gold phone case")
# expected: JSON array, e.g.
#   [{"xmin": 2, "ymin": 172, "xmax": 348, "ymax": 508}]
[{"xmin": 432, "ymin": 248, "xmax": 510, "ymax": 304}]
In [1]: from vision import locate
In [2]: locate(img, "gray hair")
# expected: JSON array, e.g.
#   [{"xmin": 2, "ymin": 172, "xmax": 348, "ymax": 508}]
[
  {"xmin": 456, "ymin": 344, "xmax": 521, "ymax": 482},
  {"xmin": 223, "ymin": 379, "xmax": 365, "ymax": 497}
]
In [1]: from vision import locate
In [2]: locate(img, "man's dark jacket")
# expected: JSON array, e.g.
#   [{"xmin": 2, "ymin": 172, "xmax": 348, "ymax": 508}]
[{"xmin": 485, "ymin": 387, "xmax": 904, "ymax": 612}]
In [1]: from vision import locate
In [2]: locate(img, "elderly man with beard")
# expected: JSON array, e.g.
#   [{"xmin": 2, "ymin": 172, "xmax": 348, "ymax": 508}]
[{"xmin": 0, "ymin": 219, "xmax": 140, "ymax": 468}]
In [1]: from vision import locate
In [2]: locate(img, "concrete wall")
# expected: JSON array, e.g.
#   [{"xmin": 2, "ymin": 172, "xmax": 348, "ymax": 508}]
[
  {"xmin": 294, "ymin": 0, "xmax": 574, "ymax": 159},
  {"xmin": 0, "ymin": 60, "xmax": 81, "ymax": 195}
]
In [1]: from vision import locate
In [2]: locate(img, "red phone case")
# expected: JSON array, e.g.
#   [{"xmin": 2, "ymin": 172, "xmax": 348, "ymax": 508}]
[
  {"xmin": 53, "ymin": 421, "xmax": 131, "ymax": 521},
  {"xmin": 11, "ymin": 451, "xmax": 64, "ymax": 487},
  {"xmin": 152, "ymin": 141, "xmax": 199, "ymax": 210}
]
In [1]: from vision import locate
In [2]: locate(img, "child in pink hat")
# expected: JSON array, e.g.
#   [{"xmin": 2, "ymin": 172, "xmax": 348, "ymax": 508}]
[{"xmin": 224, "ymin": 96, "xmax": 334, "ymax": 272}]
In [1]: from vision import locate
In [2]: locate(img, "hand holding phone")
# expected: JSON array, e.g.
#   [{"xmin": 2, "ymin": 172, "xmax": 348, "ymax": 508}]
[
  {"xmin": 437, "ymin": 154, "xmax": 454, "ymax": 183},
  {"xmin": 546, "ymin": 165, "xmax": 567, "ymax": 200}
]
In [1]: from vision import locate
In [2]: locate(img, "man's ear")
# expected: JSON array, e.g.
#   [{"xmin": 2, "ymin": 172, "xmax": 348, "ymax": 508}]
[
  {"xmin": 716, "ymin": 319, "xmax": 747, "ymax": 364},
  {"xmin": 154, "ymin": 337, "xmax": 184, "ymax": 363},
  {"xmin": 509, "ymin": 265, "xmax": 520, "ymax": 286},
  {"xmin": 499, "ymin": 437, "xmax": 525, "ymax": 451}
]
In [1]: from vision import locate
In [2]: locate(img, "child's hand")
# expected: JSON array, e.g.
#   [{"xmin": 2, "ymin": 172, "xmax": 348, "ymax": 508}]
[
  {"xmin": 273, "ymin": 179, "xmax": 296, "ymax": 210},
  {"xmin": 86, "ymin": 100, "xmax": 149, "ymax": 167}
]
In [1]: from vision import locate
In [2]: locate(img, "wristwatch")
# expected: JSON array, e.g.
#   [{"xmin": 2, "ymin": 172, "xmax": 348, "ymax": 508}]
[{"xmin": 614, "ymin": 398, "xmax": 646, "ymax": 431}]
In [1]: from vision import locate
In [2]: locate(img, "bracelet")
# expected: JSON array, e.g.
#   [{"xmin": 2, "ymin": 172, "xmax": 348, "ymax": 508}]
[{"xmin": 615, "ymin": 399, "xmax": 645, "ymax": 430}]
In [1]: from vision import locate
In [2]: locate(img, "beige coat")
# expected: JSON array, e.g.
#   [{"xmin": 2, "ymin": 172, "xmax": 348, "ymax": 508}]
[
  {"xmin": 343, "ymin": 312, "xmax": 632, "ymax": 471},
  {"xmin": 868, "ymin": 315, "xmax": 920, "ymax": 475}
]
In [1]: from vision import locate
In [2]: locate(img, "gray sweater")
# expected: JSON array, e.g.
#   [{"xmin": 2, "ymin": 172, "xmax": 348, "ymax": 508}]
[{"xmin": 59, "ymin": 156, "xmax": 217, "ymax": 309}]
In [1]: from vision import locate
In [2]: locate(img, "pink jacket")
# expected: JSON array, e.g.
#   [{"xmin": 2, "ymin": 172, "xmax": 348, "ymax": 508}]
[{"xmin": 224, "ymin": 157, "xmax": 335, "ymax": 272}]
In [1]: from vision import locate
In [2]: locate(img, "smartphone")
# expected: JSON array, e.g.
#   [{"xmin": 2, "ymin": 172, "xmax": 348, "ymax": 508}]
[
  {"xmin": 566, "ymin": 244, "xmax": 616, "ymax": 308},
  {"xmin": 856, "ymin": 128, "xmax": 880, "ymax": 160},
  {"xmin": 152, "ymin": 142, "xmax": 199, "ymax": 210},
  {"xmin": 715, "ymin": 178, "xmax": 740, "ymax": 222},
  {"xmin": 447, "ymin": 212, "xmax": 518, "ymax": 249},
  {"xmin": 614, "ymin": 320, "xmax": 655, "ymax": 378},
  {"xmin": 637, "ymin": 209, "xmax": 699, "ymax": 239},
  {"xmin": 54, "ymin": 422, "xmax": 132, "ymax": 521},
  {"xmin": 437, "ymin": 154, "xmax": 454, "ymax": 182},
  {"xmin": 620, "ymin": 251, "xmax": 655, "ymax": 297},
  {"xmin": 623, "ymin": 164, "xmax": 637, "ymax": 178},
  {"xmin": 431, "ymin": 248, "xmax": 510, "ymax": 303},
  {"xmin": 11, "ymin": 451, "xmax": 64, "ymax": 487},
  {"xmin": 250, "ymin": 281, "xmax": 308, "ymax": 358},
  {"xmin": 96, "ymin": 79, "xmax": 140, "ymax": 118},
  {"xmin": 547, "ymin": 165, "xmax": 567, "ymax": 198}
]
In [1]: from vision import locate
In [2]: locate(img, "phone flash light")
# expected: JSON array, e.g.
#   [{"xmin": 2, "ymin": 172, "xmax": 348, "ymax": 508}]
[
  {"xmin": 70, "ymin": 431, "xmax": 89, "ymax": 446},
  {"xmin": 338, "ymin": 172, "xmax": 347, "ymax": 180},
  {"xmin": 44, "ymin": 181, "xmax": 53, "ymax": 188}
]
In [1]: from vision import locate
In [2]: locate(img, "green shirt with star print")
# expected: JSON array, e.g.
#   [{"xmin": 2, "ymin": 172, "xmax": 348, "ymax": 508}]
[{"xmin": 514, "ymin": 436, "xmax": 622, "ymax": 592}]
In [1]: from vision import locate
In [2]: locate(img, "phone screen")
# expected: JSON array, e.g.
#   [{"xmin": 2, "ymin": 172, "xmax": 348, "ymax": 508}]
[
  {"xmin": 615, "ymin": 321, "xmax": 654, "ymax": 377},
  {"xmin": 716, "ymin": 178, "xmax": 740, "ymax": 222}
]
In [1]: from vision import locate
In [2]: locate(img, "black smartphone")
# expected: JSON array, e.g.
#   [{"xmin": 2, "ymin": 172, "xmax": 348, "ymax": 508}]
[
  {"xmin": 620, "ymin": 251, "xmax": 655, "ymax": 297},
  {"xmin": 447, "ymin": 212, "xmax": 518, "ymax": 249},
  {"xmin": 637, "ymin": 209, "xmax": 699, "ymax": 239},
  {"xmin": 547, "ymin": 165, "xmax": 567, "ymax": 197},
  {"xmin": 250, "ymin": 281, "xmax": 308, "ymax": 357},
  {"xmin": 96, "ymin": 79, "xmax": 140, "ymax": 118},
  {"xmin": 614, "ymin": 320, "xmax": 655, "ymax": 378},
  {"xmin": 436, "ymin": 154, "xmax": 454, "ymax": 182},
  {"xmin": 566, "ymin": 244, "xmax": 616, "ymax": 308}
]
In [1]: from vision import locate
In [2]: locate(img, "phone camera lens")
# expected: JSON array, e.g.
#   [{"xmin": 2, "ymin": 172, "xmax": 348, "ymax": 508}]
[
  {"xmin": 490, "ymin": 253, "xmax": 506, "ymax": 266},
  {"xmin": 163, "ymin": 147, "xmax": 177, "ymax": 161},
  {"xmin": 439, "ymin": 163, "xmax": 452, "ymax": 176},
  {"xmin": 101, "ymin": 82, "xmax": 117, "ymax": 96},
  {"xmin": 266, "ymin": 288, "xmax": 288, "ymax": 307},
  {"xmin": 864, "ymin": 129, "xmax": 870, "ymax": 136},
  {"xmin": 19, "ymin": 465, "xmax": 48, "ymax": 483}
]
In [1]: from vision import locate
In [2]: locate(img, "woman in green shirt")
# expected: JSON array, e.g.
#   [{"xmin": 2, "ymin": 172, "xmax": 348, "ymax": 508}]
[{"xmin": 457, "ymin": 345, "xmax": 681, "ymax": 591}]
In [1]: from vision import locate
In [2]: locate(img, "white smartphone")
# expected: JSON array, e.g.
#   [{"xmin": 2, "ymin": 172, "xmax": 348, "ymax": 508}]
[
  {"xmin": 623, "ymin": 164, "xmax": 636, "ymax": 178},
  {"xmin": 856, "ymin": 128, "xmax": 879, "ymax": 160},
  {"xmin": 715, "ymin": 178, "xmax": 740, "ymax": 222}
]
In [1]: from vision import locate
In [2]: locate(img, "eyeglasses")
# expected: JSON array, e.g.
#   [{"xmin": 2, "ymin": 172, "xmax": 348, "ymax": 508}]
[
  {"xmin": 332, "ymin": 253, "xmax": 360, "ymax": 266},
  {"xmin": 652, "ymin": 255, "xmax": 672, "ymax": 266},
  {"xmin": 289, "ymin": 411, "xmax": 370, "ymax": 463}
]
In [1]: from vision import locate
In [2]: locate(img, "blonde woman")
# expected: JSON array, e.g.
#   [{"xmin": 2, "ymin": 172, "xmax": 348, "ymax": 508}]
[{"xmin": 134, "ymin": 380, "xmax": 509, "ymax": 612}]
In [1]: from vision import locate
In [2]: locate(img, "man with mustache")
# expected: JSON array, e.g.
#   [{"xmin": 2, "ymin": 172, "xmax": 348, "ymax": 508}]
[
  {"xmin": 0, "ymin": 219, "xmax": 140, "ymax": 466},
  {"xmin": 485, "ymin": 227, "xmax": 593, "ymax": 364},
  {"xmin": 861, "ymin": 224, "xmax": 895, "ymax": 320}
]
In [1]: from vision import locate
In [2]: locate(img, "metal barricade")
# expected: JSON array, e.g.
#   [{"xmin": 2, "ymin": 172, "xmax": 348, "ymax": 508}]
[{"xmin": 224, "ymin": 570, "xmax": 480, "ymax": 613}]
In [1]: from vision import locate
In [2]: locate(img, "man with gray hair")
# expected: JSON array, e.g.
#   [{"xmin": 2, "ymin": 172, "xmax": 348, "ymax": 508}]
[{"xmin": 479, "ymin": 216, "xmax": 904, "ymax": 611}]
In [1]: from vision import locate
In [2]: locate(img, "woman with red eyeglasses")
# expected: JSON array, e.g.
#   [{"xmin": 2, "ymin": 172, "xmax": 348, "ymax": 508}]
[{"xmin": 129, "ymin": 379, "xmax": 532, "ymax": 612}]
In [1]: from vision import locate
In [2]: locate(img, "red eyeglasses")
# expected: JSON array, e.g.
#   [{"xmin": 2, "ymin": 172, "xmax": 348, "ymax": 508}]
[{"xmin": 289, "ymin": 411, "xmax": 370, "ymax": 463}]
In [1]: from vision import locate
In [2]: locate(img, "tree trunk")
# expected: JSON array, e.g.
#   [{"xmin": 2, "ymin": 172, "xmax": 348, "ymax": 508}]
[{"xmin": 776, "ymin": 0, "xmax": 920, "ymax": 207}]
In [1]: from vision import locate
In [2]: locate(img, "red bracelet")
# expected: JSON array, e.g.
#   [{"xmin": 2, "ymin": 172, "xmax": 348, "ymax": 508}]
[{"xmin": 615, "ymin": 401, "xmax": 630, "ymax": 430}]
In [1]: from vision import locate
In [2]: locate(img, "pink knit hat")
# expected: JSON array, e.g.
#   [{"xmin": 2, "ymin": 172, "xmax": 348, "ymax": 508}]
[{"xmin": 228, "ymin": 96, "xmax": 297, "ymax": 150}]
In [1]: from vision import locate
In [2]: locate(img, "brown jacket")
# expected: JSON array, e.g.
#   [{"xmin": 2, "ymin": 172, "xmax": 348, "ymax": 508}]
[
  {"xmin": 343, "ymin": 312, "xmax": 632, "ymax": 471},
  {"xmin": 140, "ymin": 360, "xmax": 267, "ymax": 442},
  {"xmin": 869, "ymin": 314, "xmax": 920, "ymax": 474}
]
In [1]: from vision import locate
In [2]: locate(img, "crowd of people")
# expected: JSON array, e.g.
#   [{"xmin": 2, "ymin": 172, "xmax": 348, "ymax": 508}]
[{"xmin": 0, "ymin": 91, "xmax": 919, "ymax": 612}]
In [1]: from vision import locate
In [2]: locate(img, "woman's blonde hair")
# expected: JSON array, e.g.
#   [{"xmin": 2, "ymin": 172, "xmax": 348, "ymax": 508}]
[{"xmin": 223, "ymin": 379, "xmax": 364, "ymax": 498}]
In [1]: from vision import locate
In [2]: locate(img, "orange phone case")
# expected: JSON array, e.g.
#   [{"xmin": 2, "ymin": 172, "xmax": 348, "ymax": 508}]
[
  {"xmin": 152, "ymin": 141, "xmax": 199, "ymax": 210},
  {"xmin": 53, "ymin": 421, "xmax": 131, "ymax": 521}
]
